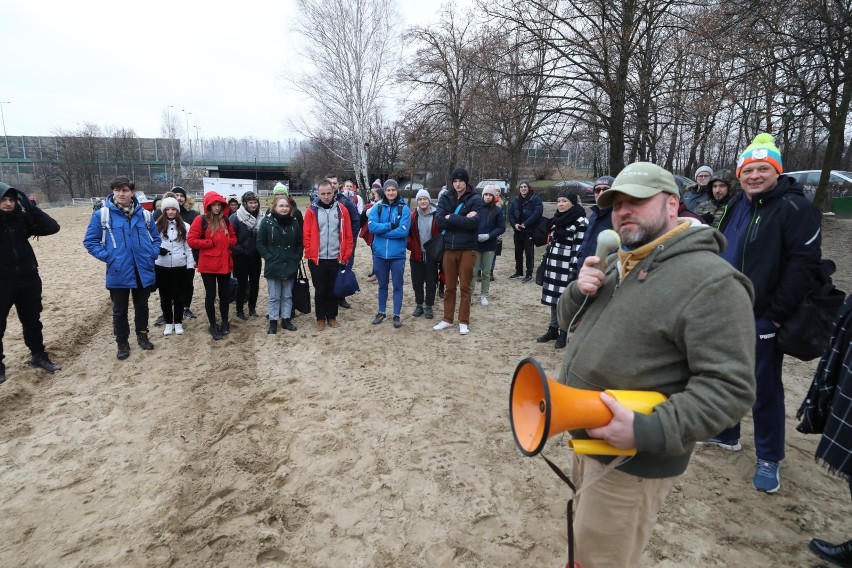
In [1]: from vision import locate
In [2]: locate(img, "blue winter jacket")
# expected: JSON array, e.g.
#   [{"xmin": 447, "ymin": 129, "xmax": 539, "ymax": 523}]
[
  {"xmin": 368, "ymin": 198, "xmax": 411, "ymax": 260},
  {"xmin": 83, "ymin": 195, "xmax": 161, "ymax": 289},
  {"xmin": 476, "ymin": 205, "xmax": 506, "ymax": 252},
  {"xmin": 575, "ymin": 204, "xmax": 613, "ymax": 270},
  {"xmin": 508, "ymin": 191, "xmax": 544, "ymax": 235}
]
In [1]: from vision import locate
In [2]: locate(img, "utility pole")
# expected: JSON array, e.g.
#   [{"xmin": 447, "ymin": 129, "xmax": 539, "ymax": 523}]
[{"xmin": 0, "ymin": 101, "xmax": 11, "ymax": 159}]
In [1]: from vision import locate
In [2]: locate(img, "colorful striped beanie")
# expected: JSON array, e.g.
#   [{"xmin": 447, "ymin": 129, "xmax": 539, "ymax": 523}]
[{"xmin": 736, "ymin": 133, "xmax": 783, "ymax": 177}]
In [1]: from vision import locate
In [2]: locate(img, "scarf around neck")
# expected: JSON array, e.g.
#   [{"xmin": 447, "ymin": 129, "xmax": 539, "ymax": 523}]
[{"xmin": 236, "ymin": 205, "xmax": 258, "ymax": 232}]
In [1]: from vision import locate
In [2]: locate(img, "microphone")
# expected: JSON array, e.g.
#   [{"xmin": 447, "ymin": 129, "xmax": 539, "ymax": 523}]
[{"xmin": 594, "ymin": 229, "xmax": 621, "ymax": 272}]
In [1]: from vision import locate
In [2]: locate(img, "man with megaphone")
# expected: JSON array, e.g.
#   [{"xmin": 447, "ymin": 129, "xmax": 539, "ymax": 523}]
[{"xmin": 554, "ymin": 162, "xmax": 757, "ymax": 568}]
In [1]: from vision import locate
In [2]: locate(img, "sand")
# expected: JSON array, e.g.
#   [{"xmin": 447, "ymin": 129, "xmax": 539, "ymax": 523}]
[{"xmin": 0, "ymin": 205, "xmax": 850, "ymax": 567}]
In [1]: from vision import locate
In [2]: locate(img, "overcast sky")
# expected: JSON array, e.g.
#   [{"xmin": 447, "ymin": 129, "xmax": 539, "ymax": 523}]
[{"xmin": 0, "ymin": 0, "xmax": 452, "ymax": 141}]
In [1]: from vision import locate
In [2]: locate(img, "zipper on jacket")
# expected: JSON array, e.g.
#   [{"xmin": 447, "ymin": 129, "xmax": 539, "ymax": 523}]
[{"xmin": 740, "ymin": 200, "xmax": 762, "ymax": 273}]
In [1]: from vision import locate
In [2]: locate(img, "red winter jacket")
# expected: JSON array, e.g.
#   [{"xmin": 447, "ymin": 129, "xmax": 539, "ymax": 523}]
[
  {"xmin": 406, "ymin": 208, "xmax": 439, "ymax": 262},
  {"xmin": 359, "ymin": 202, "xmax": 375, "ymax": 246},
  {"xmin": 187, "ymin": 192, "xmax": 238, "ymax": 274},
  {"xmin": 303, "ymin": 201, "xmax": 353, "ymax": 264}
]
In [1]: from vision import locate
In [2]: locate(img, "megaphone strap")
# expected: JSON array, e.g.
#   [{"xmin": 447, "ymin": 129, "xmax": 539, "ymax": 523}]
[{"xmin": 541, "ymin": 453, "xmax": 628, "ymax": 568}]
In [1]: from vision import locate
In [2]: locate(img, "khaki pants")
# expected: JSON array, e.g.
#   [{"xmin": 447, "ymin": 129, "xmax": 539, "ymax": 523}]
[
  {"xmin": 572, "ymin": 454, "xmax": 678, "ymax": 568},
  {"xmin": 441, "ymin": 249, "xmax": 476, "ymax": 325}
]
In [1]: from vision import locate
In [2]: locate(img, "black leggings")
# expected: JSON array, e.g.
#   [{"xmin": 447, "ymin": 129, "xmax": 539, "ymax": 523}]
[
  {"xmin": 233, "ymin": 253, "xmax": 261, "ymax": 312},
  {"xmin": 201, "ymin": 273, "xmax": 230, "ymax": 325}
]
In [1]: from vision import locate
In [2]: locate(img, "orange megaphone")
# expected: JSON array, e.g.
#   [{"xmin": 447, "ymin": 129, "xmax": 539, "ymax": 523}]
[{"xmin": 509, "ymin": 358, "xmax": 667, "ymax": 457}]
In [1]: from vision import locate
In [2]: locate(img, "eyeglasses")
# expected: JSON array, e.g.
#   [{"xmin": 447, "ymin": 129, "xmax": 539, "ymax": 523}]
[{"xmin": 593, "ymin": 186, "xmax": 610, "ymax": 193}]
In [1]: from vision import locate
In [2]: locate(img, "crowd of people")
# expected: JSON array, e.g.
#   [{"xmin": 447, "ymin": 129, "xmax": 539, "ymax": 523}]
[{"xmin": 2, "ymin": 131, "xmax": 851, "ymax": 567}]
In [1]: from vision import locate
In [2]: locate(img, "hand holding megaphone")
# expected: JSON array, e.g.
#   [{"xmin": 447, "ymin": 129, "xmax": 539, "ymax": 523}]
[{"xmin": 576, "ymin": 229, "xmax": 621, "ymax": 296}]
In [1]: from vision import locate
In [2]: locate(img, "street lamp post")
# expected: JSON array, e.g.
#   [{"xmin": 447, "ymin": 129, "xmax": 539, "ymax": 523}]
[
  {"xmin": 0, "ymin": 101, "xmax": 11, "ymax": 159},
  {"xmin": 181, "ymin": 109, "xmax": 193, "ymax": 166}
]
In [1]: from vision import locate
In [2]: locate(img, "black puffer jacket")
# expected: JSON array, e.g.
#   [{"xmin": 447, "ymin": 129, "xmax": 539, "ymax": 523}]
[
  {"xmin": 0, "ymin": 193, "xmax": 60, "ymax": 280},
  {"xmin": 435, "ymin": 187, "xmax": 483, "ymax": 250},
  {"xmin": 717, "ymin": 175, "xmax": 822, "ymax": 323}
]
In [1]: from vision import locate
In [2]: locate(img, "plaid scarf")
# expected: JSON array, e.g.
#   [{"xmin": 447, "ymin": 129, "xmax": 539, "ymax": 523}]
[
  {"xmin": 117, "ymin": 203, "xmax": 135, "ymax": 219},
  {"xmin": 797, "ymin": 296, "xmax": 852, "ymax": 482}
]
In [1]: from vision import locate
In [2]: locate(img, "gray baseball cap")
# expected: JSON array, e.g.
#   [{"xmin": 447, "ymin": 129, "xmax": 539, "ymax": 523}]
[{"xmin": 597, "ymin": 162, "xmax": 680, "ymax": 208}]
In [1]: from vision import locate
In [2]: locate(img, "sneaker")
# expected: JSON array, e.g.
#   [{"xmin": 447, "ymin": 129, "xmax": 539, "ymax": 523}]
[
  {"xmin": 509, "ymin": 272, "xmax": 523, "ymax": 279},
  {"xmin": 154, "ymin": 315, "xmax": 166, "ymax": 326},
  {"xmin": 433, "ymin": 321, "xmax": 453, "ymax": 331},
  {"xmin": 372, "ymin": 313, "xmax": 386, "ymax": 325},
  {"xmin": 753, "ymin": 460, "xmax": 781, "ymax": 493},
  {"xmin": 393, "ymin": 316, "xmax": 402, "ymax": 328},
  {"xmin": 174, "ymin": 323, "xmax": 184, "ymax": 335},
  {"xmin": 183, "ymin": 309, "xmax": 196, "ymax": 319},
  {"xmin": 209, "ymin": 324, "xmax": 223, "ymax": 341},
  {"xmin": 219, "ymin": 321, "xmax": 230, "ymax": 335},
  {"xmin": 413, "ymin": 305, "xmax": 424, "ymax": 317},
  {"xmin": 459, "ymin": 323, "xmax": 470, "ymax": 335},
  {"xmin": 163, "ymin": 324, "xmax": 175, "ymax": 336},
  {"xmin": 704, "ymin": 437, "xmax": 742, "ymax": 451},
  {"xmin": 521, "ymin": 275, "xmax": 533, "ymax": 283},
  {"xmin": 480, "ymin": 296, "xmax": 489, "ymax": 306}
]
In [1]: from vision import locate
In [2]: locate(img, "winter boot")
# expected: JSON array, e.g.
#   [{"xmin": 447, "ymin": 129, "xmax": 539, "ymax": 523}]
[
  {"xmin": 209, "ymin": 324, "xmax": 223, "ymax": 341},
  {"xmin": 0, "ymin": 362, "xmax": 6, "ymax": 385},
  {"xmin": 424, "ymin": 305, "xmax": 434, "ymax": 319},
  {"xmin": 413, "ymin": 304, "xmax": 424, "ymax": 317},
  {"xmin": 249, "ymin": 308, "xmax": 258, "ymax": 317},
  {"xmin": 555, "ymin": 330, "xmax": 568, "ymax": 349},
  {"xmin": 219, "ymin": 320, "xmax": 230, "ymax": 335},
  {"xmin": 116, "ymin": 340, "xmax": 131, "ymax": 360},
  {"xmin": 136, "ymin": 331, "xmax": 154, "ymax": 350},
  {"xmin": 536, "ymin": 326, "xmax": 559, "ymax": 343},
  {"xmin": 235, "ymin": 309, "xmax": 247, "ymax": 321},
  {"xmin": 267, "ymin": 319, "xmax": 278, "ymax": 335},
  {"xmin": 282, "ymin": 318, "xmax": 297, "ymax": 331},
  {"xmin": 29, "ymin": 352, "xmax": 61, "ymax": 373}
]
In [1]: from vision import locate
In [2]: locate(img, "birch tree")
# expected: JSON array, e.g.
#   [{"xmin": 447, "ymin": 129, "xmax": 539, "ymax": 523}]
[{"xmin": 292, "ymin": 0, "xmax": 399, "ymax": 194}]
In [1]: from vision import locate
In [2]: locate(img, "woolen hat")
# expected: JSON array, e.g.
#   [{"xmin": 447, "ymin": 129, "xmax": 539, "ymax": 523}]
[
  {"xmin": 597, "ymin": 162, "xmax": 680, "ymax": 208},
  {"xmin": 171, "ymin": 186, "xmax": 187, "ymax": 197},
  {"xmin": 372, "ymin": 178, "xmax": 382, "ymax": 188},
  {"xmin": 593, "ymin": 176, "xmax": 615, "ymax": 189},
  {"xmin": 273, "ymin": 182, "xmax": 289, "ymax": 195},
  {"xmin": 415, "ymin": 189, "xmax": 431, "ymax": 201},
  {"xmin": 451, "ymin": 167, "xmax": 469, "ymax": 184},
  {"xmin": 482, "ymin": 186, "xmax": 498, "ymax": 198},
  {"xmin": 736, "ymin": 133, "xmax": 783, "ymax": 177},
  {"xmin": 383, "ymin": 179, "xmax": 399, "ymax": 191},
  {"xmin": 160, "ymin": 197, "xmax": 180, "ymax": 211},
  {"xmin": 694, "ymin": 165, "xmax": 714, "ymax": 179}
]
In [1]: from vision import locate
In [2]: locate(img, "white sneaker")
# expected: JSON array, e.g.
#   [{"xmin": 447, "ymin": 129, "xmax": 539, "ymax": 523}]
[
  {"xmin": 163, "ymin": 324, "xmax": 174, "ymax": 336},
  {"xmin": 480, "ymin": 296, "xmax": 489, "ymax": 306},
  {"xmin": 174, "ymin": 323, "xmax": 184, "ymax": 335},
  {"xmin": 459, "ymin": 323, "xmax": 470, "ymax": 335},
  {"xmin": 433, "ymin": 321, "xmax": 453, "ymax": 331}
]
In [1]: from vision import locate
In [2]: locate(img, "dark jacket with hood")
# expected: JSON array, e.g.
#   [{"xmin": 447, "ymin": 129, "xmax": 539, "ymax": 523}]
[
  {"xmin": 435, "ymin": 186, "xmax": 483, "ymax": 250},
  {"xmin": 476, "ymin": 201, "xmax": 506, "ymax": 252},
  {"xmin": 694, "ymin": 169, "xmax": 738, "ymax": 227},
  {"xmin": 717, "ymin": 174, "xmax": 822, "ymax": 324},
  {"xmin": 508, "ymin": 190, "xmax": 544, "ymax": 235},
  {"xmin": 0, "ymin": 185, "xmax": 60, "ymax": 280}
]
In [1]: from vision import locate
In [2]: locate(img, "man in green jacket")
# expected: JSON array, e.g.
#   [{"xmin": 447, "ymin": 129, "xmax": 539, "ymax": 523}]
[{"xmin": 556, "ymin": 162, "xmax": 756, "ymax": 567}]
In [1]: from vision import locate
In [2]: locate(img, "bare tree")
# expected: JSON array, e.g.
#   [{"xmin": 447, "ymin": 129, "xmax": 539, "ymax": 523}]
[{"xmin": 291, "ymin": 0, "xmax": 399, "ymax": 193}]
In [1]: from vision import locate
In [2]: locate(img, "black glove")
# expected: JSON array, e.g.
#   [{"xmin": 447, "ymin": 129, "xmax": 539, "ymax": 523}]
[
  {"xmin": 159, "ymin": 247, "xmax": 169, "ymax": 256},
  {"xmin": 16, "ymin": 189, "xmax": 35, "ymax": 210}
]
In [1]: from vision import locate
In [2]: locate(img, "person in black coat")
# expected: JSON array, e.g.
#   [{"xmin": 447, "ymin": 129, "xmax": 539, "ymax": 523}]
[
  {"xmin": 508, "ymin": 180, "xmax": 543, "ymax": 281},
  {"xmin": 0, "ymin": 183, "xmax": 61, "ymax": 384}
]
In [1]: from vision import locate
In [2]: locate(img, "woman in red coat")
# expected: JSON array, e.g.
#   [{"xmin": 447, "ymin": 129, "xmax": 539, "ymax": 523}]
[{"xmin": 188, "ymin": 192, "xmax": 237, "ymax": 340}]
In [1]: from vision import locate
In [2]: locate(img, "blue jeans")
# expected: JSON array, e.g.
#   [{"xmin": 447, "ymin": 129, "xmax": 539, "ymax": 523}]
[
  {"xmin": 374, "ymin": 256, "xmax": 405, "ymax": 316},
  {"xmin": 267, "ymin": 278, "xmax": 294, "ymax": 320},
  {"xmin": 715, "ymin": 317, "xmax": 785, "ymax": 462}
]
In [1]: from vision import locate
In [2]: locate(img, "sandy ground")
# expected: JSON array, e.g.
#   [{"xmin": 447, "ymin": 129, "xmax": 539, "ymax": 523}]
[{"xmin": 0, "ymin": 204, "xmax": 850, "ymax": 567}]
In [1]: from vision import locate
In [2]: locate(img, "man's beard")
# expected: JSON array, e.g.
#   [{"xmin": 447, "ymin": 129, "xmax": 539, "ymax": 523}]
[{"xmin": 618, "ymin": 201, "xmax": 669, "ymax": 248}]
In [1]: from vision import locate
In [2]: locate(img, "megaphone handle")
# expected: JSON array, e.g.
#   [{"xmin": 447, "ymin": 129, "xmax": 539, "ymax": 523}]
[{"xmin": 540, "ymin": 453, "xmax": 578, "ymax": 568}]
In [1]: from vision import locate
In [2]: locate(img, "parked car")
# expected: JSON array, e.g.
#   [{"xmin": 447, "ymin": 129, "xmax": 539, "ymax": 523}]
[
  {"xmin": 556, "ymin": 180, "xmax": 595, "ymax": 203},
  {"xmin": 403, "ymin": 182, "xmax": 425, "ymax": 192},
  {"xmin": 785, "ymin": 170, "xmax": 852, "ymax": 201},
  {"xmin": 474, "ymin": 179, "xmax": 509, "ymax": 193}
]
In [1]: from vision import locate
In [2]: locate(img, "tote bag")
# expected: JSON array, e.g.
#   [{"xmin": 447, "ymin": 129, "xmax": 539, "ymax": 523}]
[{"xmin": 293, "ymin": 261, "xmax": 312, "ymax": 314}]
